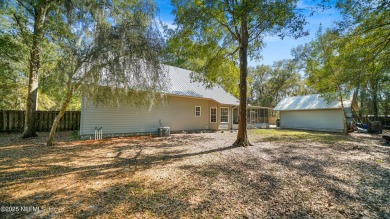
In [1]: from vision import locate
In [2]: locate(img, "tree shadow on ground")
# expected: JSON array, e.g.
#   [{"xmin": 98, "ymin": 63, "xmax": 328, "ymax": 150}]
[
  {"xmin": 0, "ymin": 134, "xmax": 231, "ymax": 185},
  {"xmin": 262, "ymin": 145, "xmax": 390, "ymax": 218},
  {"xmin": 0, "ymin": 181, "xmax": 194, "ymax": 218},
  {"xmin": 0, "ymin": 133, "xmax": 241, "ymax": 217},
  {"xmin": 0, "ymin": 132, "xmax": 389, "ymax": 218}
]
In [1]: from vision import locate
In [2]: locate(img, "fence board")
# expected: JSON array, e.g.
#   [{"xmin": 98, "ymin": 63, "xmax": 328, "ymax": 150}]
[
  {"xmin": 76, "ymin": 112, "xmax": 80, "ymax": 130},
  {"xmin": 18, "ymin": 111, "xmax": 22, "ymax": 131},
  {"xmin": 0, "ymin": 111, "xmax": 3, "ymax": 131},
  {"xmin": 39, "ymin": 111, "xmax": 43, "ymax": 132},
  {"xmin": 65, "ymin": 112, "xmax": 68, "ymax": 130},
  {"xmin": 37, "ymin": 111, "xmax": 41, "ymax": 131},
  {"xmin": 70, "ymin": 111, "xmax": 74, "ymax": 130},
  {"xmin": 57, "ymin": 112, "xmax": 62, "ymax": 131},
  {"xmin": 61, "ymin": 112, "xmax": 65, "ymax": 131},
  {"xmin": 50, "ymin": 111, "xmax": 54, "ymax": 131},
  {"xmin": 43, "ymin": 113, "xmax": 50, "ymax": 132},
  {"xmin": 361, "ymin": 115, "xmax": 390, "ymax": 125},
  {"xmin": 6, "ymin": 111, "xmax": 10, "ymax": 131},
  {"xmin": 9, "ymin": 111, "xmax": 14, "ymax": 131},
  {"xmin": 44, "ymin": 112, "xmax": 48, "ymax": 131},
  {"xmin": 12, "ymin": 112, "xmax": 17, "ymax": 131},
  {"xmin": 60, "ymin": 112, "xmax": 63, "ymax": 131},
  {"xmin": 0, "ymin": 110, "xmax": 81, "ymax": 132}
]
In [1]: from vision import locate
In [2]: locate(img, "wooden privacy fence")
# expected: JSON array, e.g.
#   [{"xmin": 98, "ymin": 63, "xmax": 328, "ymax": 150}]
[
  {"xmin": 0, "ymin": 110, "xmax": 81, "ymax": 132},
  {"xmin": 361, "ymin": 115, "xmax": 390, "ymax": 126}
]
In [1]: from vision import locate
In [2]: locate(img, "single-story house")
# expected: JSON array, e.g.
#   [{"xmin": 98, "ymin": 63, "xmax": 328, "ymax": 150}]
[
  {"xmin": 274, "ymin": 93, "xmax": 358, "ymax": 132},
  {"xmin": 80, "ymin": 65, "xmax": 272, "ymax": 137}
]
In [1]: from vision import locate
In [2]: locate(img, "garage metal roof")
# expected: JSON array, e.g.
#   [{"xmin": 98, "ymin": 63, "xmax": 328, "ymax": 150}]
[
  {"xmin": 166, "ymin": 65, "xmax": 239, "ymax": 105},
  {"xmin": 274, "ymin": 93, "xmax": 353, "ymax": 111}
]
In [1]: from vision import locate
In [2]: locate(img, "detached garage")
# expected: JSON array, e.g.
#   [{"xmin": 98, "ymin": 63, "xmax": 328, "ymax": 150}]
[{"xmin": 274, "ymin": 94, "xmax": 358, "ymax": 132}]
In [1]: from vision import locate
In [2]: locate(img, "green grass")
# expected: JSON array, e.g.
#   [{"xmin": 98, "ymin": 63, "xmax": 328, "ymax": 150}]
[
  {"xmin": 249, "ymin": 129, "xmax": 350, "ymax": 144},
  {"xmin": 71, "ymin": 130, "xmax": 80, "ymax": 140}
]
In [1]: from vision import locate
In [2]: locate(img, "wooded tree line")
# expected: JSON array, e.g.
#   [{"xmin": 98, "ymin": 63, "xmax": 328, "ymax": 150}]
[
  {"xmin": 0, "ymin": 0, "xmax": 388, "ymax": 144},
  {"xmin": 1, "ymin": 0, "xmax": 167, "ymax": 145},
  {"xmin": 164, "ymin": 0, "xmax": 388, "ymax": 135}
]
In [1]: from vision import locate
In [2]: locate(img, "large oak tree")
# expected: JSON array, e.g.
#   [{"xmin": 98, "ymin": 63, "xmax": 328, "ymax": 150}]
[
  {"xmin": 170, "ymin": 0, "xmax": 307, "ymax": 146},
  {"xmin": 4, "ymin": 0, "xmax": 55, "ymax": 137},
  {"xmin": 45, "ymin": 0, "xmax": 167, "ymax": 146}
]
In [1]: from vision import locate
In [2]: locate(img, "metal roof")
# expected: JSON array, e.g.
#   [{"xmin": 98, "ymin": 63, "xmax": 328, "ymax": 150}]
[
  {"xmin": 165, "ymin": 65, "xmax": 239, "ymax": 105},
  {"xmin": 274, "ymin": 93, "xmax": 353, "ymax": 111}
]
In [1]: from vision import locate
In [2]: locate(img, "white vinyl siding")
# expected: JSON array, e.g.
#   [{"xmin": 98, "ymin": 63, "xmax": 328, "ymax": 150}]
[
  {"xmin": 220, "ymin": 107, "xmax": 229, "ymax": 123},
  {"xmin": 195, "ymin": 106, "xmax": 201, "ymax": 117},
  {"xmin": 80, "ymin": 96, "xmax": 210, "ymax": 135},
  {"xmin": 210, "ymin": 107, "xmax": 217, "ymax": 123},
  {"xmin": 280, "ymin": 109, "xmax": 344, "ymax": 132}
]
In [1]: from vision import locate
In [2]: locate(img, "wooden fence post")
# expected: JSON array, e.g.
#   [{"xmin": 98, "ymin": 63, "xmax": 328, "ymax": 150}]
[
  {"xmin": 0, "ymin": 110, "xmax": 3, "ymax": 131},
  {"xmin": 6, "ymin": 111, "xmax": 10, "ymax": 132}
]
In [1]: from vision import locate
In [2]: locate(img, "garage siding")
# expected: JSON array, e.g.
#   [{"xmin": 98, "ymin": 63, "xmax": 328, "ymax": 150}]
[
  {"xmin": 80, "ymin": 96, "xmax": 213, "ymax": 135},
  {"xmin": 280, "ymin": 109, "xmax": 344, "ymax": 132}
]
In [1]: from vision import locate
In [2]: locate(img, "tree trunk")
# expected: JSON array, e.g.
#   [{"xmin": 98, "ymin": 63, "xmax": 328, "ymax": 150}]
[
  {"xmin": 358, "ymin": 87, "xmax": 365, "ymax": 119},
  {"xmin": 372, "ymin": 86, "xmax": 379, "ymax": 121},
  {"xmin": 47, "ymin": 89, "xmax": 73, "ymax": 146},
  {"xmin": 22, "ymin": 5, "xmax": 48, "ymax": 138},
  {"xmin": 337, "ymin": 89, "xmax": 348, "ymax": 135},
  {"xmin": 233, "ymin": 18, "xmax": 252, "ymax": 147}
]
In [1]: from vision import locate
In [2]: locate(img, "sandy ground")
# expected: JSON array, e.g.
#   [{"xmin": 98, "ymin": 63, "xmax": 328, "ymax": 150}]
[{"xmin": 0, "ymin": 129, "xmax": 389, "ymax": 218}]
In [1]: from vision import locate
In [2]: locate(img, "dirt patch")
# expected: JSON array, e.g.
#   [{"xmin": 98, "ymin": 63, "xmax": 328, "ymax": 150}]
[{"xmin": 0, "ymin": 130, "xmax": 389, "ymax": 218}]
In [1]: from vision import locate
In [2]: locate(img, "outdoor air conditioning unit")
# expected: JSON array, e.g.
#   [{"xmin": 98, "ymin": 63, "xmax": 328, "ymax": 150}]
[{"xmin": 158, "ymin": 127, "xmax": 170, "ymax": 137}]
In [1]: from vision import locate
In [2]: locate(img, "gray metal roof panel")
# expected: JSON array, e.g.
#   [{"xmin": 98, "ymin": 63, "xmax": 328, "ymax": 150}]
[
  {"xmin": 274, "ymin": 94, "xmax": 353, "ymax": 111},
  {"xmin": 165, "ymin": 65, "xmax": 239, "ymax": 105}
]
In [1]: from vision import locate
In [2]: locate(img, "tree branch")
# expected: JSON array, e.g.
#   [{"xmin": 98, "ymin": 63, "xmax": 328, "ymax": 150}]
[
  {"xmin": 213, "ymin": 10, "xmax": 240, "ymax": 41},
  {"xmin": 226, "ymin": 46, "xmax": 240, "ymax": 57},
  {"xmin": 356, "ymin": 22, "xmax": 390, "ymax": 35},
  {"xmin": 371, "ymin": 31, "xmax": 390, "ymax": 59},
  {"xmin": 248, "ymin": 14, "xmax": 279, "ymax": 42},
  {"xmin": 15, "ymin": 0, "xmax": 34, "ymax": 16},
  {"xmin": 12, "ymin": 13, "xmax": 30, "ymax": 45},
  {"xmin": 223, "ymin": 0, "xmax": 241, "ymax": 41}
]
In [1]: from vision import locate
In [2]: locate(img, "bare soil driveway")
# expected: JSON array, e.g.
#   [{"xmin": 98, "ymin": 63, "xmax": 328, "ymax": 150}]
[{"xmin": 0, "ymin": 129, "xmax": 389, "ymax": 218}]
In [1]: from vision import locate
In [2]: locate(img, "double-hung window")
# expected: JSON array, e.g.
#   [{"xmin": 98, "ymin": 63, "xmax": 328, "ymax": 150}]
[
  {"xmin": 195, "ymin": 106, "xmax": 201, "ymax": 117},
  {"xmin": 220, "ymin": 107, "xmax": 229, "ymax": 123},
  {"xmin": 210, "ymin": 107, "xmax": 217, "ymax": 123}
]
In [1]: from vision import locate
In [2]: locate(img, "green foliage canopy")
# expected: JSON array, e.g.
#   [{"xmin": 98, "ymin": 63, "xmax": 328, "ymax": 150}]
[
  {"xmin": 249, "ymin": 60, "xmax": 310, "ymax": 108},
  {"xmin": 168, "ymin": 0, "xmax": 307, "ymax": 146}
]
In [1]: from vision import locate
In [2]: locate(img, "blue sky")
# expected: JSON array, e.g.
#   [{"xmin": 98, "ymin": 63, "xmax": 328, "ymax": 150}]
[{"xmin": 155, "ymin": 0, "xmax": 341, "ymax": 67}]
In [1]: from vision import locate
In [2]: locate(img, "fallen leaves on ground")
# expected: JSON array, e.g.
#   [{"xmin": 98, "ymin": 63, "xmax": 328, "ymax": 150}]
[{"xmin": 0, "ymin": 130, "xmax": 389, "ymax": 218}]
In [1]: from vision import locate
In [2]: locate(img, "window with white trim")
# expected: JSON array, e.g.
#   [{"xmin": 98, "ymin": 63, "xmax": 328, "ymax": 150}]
[
  {"xmin": 210, "ymin": 107, "xmax": 217, "ymax": 123},
  {"xmin": 220, "ymin": 107, "xmax": 229, "ymax": 123},
  {"xmin": 195, "ymin": 106, "xmax": 201, "ymax": 117}
]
